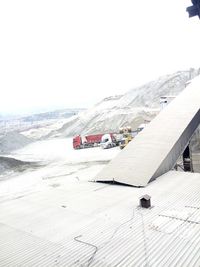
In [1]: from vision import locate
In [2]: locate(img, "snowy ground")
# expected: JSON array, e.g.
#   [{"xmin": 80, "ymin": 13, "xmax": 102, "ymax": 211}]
[
  {"xmin": 0, "ymin": 138, "xmax": 120, "ymax": 201},
  {"xmin": 21, "ymin": 118, "xmax": 73, "ymax": 140},
  {"xmin": 0, "ymin": 146, "xmax": 200, "ymax": 266},
  {"xmin": 1, "ymin": 140, "xmax": 200, "ymax": 266}
]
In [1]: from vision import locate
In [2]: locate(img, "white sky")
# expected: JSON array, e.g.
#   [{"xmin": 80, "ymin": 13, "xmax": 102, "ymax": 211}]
[{"xmin": 0, "ymin": 0, "xmax": 200, "ymax": 114}]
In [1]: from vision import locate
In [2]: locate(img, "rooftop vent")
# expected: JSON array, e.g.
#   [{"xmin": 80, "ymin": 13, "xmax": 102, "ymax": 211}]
[{"xmin": 140, "ymin": 194, "xmax": 151, "ymax": 208}]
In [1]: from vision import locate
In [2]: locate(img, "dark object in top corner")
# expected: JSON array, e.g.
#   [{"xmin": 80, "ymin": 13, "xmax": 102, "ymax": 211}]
[
  {"xmin": 140, "ymin": 194, "xmax": 151, "ymax": 209},
  {"xmin": 187, "ymin": 0, "xmax": 200, "ymax": 18}
]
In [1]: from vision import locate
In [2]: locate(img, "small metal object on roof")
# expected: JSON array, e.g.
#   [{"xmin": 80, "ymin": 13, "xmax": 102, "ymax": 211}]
[
  {"xmin": 140, "ymin": 194, "xmax": 151, "ymax": 208},
  {"xmin": 94, "ymin": 76, "xmax": 200, "ymax": 187}
]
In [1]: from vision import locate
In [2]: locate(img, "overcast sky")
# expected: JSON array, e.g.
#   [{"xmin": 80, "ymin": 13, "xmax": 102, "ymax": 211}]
[{"xmin": 0, "ymin": 0, "xmax": 200, "ymax": 114}]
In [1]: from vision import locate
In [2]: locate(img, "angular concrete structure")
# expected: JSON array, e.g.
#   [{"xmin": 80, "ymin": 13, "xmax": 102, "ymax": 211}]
[{"xmin": 94, "ymin": 76, "xmax": 200, "ymax": 187}]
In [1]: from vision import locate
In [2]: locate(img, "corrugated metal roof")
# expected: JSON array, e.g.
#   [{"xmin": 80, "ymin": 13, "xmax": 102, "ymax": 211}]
[
  {"xmin": 94, "ymin": 76, "xmax": 200, "ymax": 187},
  {"xmin": 0, "ymin": 170, "xmax": 200, "ymax": 266}
]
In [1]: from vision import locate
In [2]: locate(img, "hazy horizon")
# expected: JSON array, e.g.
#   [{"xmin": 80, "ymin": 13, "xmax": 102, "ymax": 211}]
[{"xmin": 0, "ymin": 105, "xmax": 87, "ymax": 117}]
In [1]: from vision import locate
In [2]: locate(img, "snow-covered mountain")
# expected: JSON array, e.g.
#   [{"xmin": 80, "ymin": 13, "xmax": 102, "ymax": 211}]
[
  {"xmin": 0, "ymin": 132, "xmax": 32, "ymax": 154},
  {"xmin": 0, "ymin": 156, "xmax": 36, "ymax": 176},
  {"xmin": 20, "ymin": 108, "xmax": 85, "ymax": 122},
  {"xmin": 0, "ymin": 108, "xmax": 85, "ymax": 141},
  {"xmin": 48, "ymin": 68, "xmax": 200, "ymax": 137}
]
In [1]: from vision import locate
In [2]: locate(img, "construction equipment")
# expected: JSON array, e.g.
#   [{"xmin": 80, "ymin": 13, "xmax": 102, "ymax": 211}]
[{"xmin": 119, "ymin": 126, "xmax": 133, "ymax": 149}]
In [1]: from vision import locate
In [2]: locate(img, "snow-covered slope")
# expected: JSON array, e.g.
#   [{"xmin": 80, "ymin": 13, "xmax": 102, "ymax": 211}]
[
  {"xmin": 49, "ymin": 68, "xmax": 200, "ymax": 137},
  {"xmin": 0, "ymin": 156, "xmax": 35, "ymax": 176},
  {"xmin": 0, "ymin": 132, "xmax": 32, "ymax": 154},
  {"xmin": 0, "ymin": 108, "xmax": 85, "ymax": 139},
  {"xmin": 21, "ymin": 118, "xmax": 73, "ymax": 140}
]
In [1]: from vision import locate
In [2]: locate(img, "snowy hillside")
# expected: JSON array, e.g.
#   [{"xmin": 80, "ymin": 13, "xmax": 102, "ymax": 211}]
[
  {"xmin": 0, "ymin": 132, "xmax": 32, "ymax": 154},
  {"xmin": 48, "ymin": 68, "xmax": 200, "ymax": 137},
  {"xmin": 0, "ymin": 108, "xmax": 85, "ymax": 137},
  {"xmin": 0, "ymin": 156, "xmax": 37, "ymax": 177}
]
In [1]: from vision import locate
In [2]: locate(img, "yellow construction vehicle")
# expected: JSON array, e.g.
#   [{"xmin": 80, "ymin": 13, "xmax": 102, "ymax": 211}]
[{"xmin": 119, "ymin": 126, "xmax": 133, "ymax": 149}]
